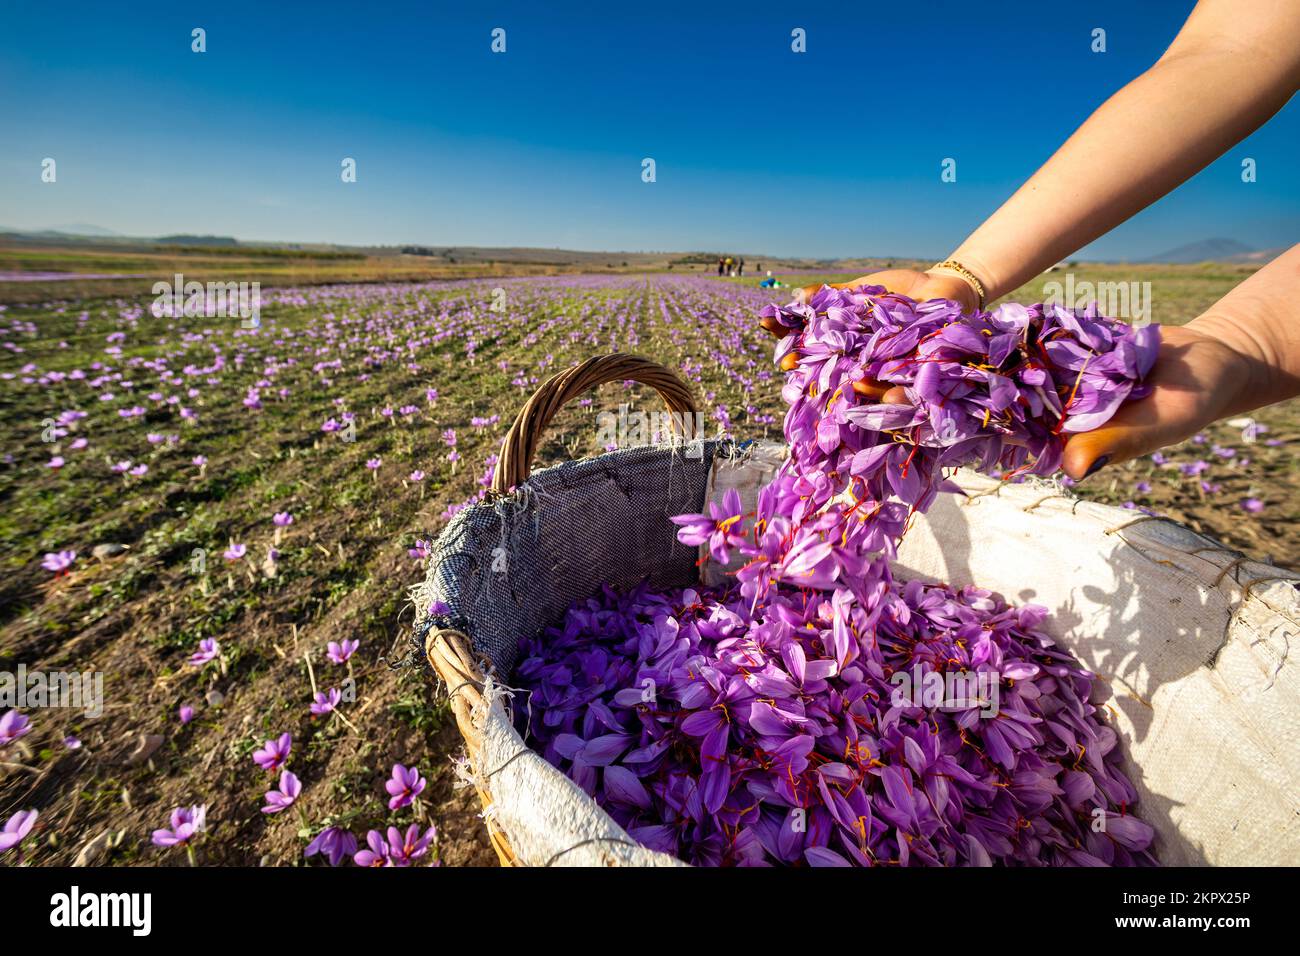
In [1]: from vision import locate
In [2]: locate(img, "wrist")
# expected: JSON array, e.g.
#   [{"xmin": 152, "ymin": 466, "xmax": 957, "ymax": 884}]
[
  {"xmin": 1184, "ymin": 314, "xmax": 1281, "ymax": 416},
  {"xmin": 929, "ymin": 255, "xmax": 1000, "ymax": 310},
  {"xmin": 925, "ymin": 263, "xmax": 985, "ymax": 311}
]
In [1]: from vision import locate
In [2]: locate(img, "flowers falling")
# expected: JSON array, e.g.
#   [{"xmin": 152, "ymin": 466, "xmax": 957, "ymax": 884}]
[{"xmin": 514, "ymin": 287, "xmax": 1161, "ymax": 867}]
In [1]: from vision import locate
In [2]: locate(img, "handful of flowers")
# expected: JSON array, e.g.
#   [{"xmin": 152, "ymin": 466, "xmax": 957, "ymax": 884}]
[{"xmin": 516, "ymin": 286, "xmax": 1160, "ymax": 866}]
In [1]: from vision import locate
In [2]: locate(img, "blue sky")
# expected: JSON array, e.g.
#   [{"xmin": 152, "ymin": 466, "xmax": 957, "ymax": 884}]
[{"xmin": 0, "ymin": 0, "xmax": 1295, "ymax": 259}]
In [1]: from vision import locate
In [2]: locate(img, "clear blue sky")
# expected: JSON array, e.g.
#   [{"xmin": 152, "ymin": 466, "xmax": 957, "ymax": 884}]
[{"xmin": 0, "ymin": 0, "xmax": 1295, "ymax": 259}]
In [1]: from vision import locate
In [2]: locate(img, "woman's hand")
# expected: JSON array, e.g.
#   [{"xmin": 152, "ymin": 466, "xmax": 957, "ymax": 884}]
[
  {"xmin": 1060, "ymin": 324, "xmax": 1251, "ymax": 479},
  {"xmin": 765, "ymin": 269, "xmax": 980, "ymax": 402}
]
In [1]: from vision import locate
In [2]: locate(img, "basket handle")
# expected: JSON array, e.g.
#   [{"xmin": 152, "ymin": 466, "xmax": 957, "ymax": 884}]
[{"xmin": 492, "ymin": 353, "xmax": 699, "ymax": 494}]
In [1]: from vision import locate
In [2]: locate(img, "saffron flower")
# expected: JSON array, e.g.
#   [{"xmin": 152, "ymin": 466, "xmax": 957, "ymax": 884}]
[
  {"xmin": 262, "ymin": 770, "xmax": 302, "ymax": 813},
  {"xmin": 385, "ymin": 763, "xmax": 426, "ymax": 810},
  {"xmin": 188, "ymin": 638, "xmax": 220, "ymax": 667},
  {"xmin": 326, "ymin": 639, "xmax": 358, "ymax": 664},
  {"xmin": 0, "ymin": 810, "xmax": 38, "ymax": 854},
  {"xmin": 252, "ymin": 732, "xmax": 292, "ymax": 772},
  {"xmin": 178, "ymin": 704, "xmax": 195, "ymax": 725},
  {"xmin": 41, "ymin": 550, "xmax": 77, "ymax": 574},
  {"xmin": 311, "ymin": 688, "xmax": 341, "ymax": 716},
  {"xmin": 670, "ymin": 487, "xmax": 748, "ymax": 564},
  {"xmin": 272, "ymin": 512, "xmax": 294, "ymax": 527},
  {"xmin": 305, "ymin": 826, "xmax": 357, "ymax": 866},
  {"xmin": 151, "ymin": 804, "xmax": 207, "ymax": 847},
  {"xmin": 0, "ymin": 710, "xmax": 32, "ymax": 748},
  {"xmin": 353, "ymin": 825, "xmax": 437, "ymax": 867},
  {"xmin": 223, "ymin": 543, "xmax": 246, "ymax": 561},
  {"xmin": 353, "ymin": 830, "xmax": 392, "ymax": 867}
]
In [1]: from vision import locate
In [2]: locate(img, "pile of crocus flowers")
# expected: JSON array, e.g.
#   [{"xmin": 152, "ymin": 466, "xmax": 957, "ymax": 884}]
[{"xmin": 515, "ymin": 285, "xmax": 1161, "ymax": 866}]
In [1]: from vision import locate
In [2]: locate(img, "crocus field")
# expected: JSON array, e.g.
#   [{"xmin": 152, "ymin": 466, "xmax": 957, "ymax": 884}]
[{"xmin": 1, "ymin": 265, "xmax": 1295, "ymax": 866}]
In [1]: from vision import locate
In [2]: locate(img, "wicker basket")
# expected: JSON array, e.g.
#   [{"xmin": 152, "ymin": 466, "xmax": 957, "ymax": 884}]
[
  {"xmin": 417, "ymin": 353, "xmax": 1300, "ymax": 867},
  {"xmin": 422, "ymin": 354, "xmax": 700, "ymax": 865}
]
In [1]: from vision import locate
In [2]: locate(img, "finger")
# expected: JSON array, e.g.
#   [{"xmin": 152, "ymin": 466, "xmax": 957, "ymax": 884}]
[
  {"xmin": 851, "ymin": 378, "xmax": 891, "ymax": 400},
  {"xmin": 1060, "ymin": 401, "xmax": 1189, "ymax": 481},
  {"xmin": 795, "ymin": 279, "xmax": 862, "ymax": 304},
  {"xmin": 758, "ymin": 314, "xmax": 789, "ymax": 337},
  {"xmin": 851, "ymin": 379, "xmax": 911, "ymax": 404}
]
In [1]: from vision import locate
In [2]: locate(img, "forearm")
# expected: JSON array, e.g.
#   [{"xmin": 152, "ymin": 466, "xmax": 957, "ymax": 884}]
[
  {"xmin": 947, "ymin": 6, "xmax": 1300, "ymax": 300},
  {"xmin": 1187, "ymin": 244, "xmax": 1300, "ymax": 415}
]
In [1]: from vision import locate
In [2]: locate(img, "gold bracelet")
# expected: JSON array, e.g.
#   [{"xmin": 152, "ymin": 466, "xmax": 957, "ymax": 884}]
[{"xmin": 930, "ymin": 259, "xmax": 987, "ymax": 311}]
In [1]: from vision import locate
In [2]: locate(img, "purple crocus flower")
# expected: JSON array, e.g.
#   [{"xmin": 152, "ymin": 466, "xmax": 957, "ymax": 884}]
[
  {"xmin": 670, "ymin": 487, "xmax": 748, "ymax": 564},
  {"xmin": 353, "ymin": 830, "xmax": 392, "ymax": 867},
  {"xmin": 385, "ymin": 763, "xmax": 426, "ymax": 810},
  {"xmin": 262, "ymin": 770, "xmax": 302, "ymax": 813},
  {"xmin": 41, "ymin": 550, "xmax": 77, "ymax": 574},
  {"xmin": 178, "ymin": 704, "xmax": 195, "ymax": 725},
  {"xmin": 151, "ymin": 804, "xmax": 207, "ymax": 847},
  {"xmin": 386, "ymin": 825, "xmax": 437, "ymax": 866},
  {"xmin": 326, "ymin": 639, "xmax": 358, "ymax": 664},
  {"xmin": 0, "ymin": 810, "xmax": 38, "ymax": 854},
  {"xmin": 188, "ymin": 638, "xmax": 220, "ymax": 667},
  {"xmin": 353, "ymin": 825, "xmax": 437, "ymax": 867},
  {"xmin": 0, "ymin": 710, "xmax": 32, "ymax": 748},
  {"xmin": 272, "ymin": 512, "xmax": 294, "ymax": 527},
  {"xmin": 310, "ymin": 688, "xmax": 342, "ymax": 716},
  {"xmin": 305, "ymin": 826, "xmax": 358, "ymax": 866},
  {"xmin": 223, "ymin": 543, "xmax": 246, "ymax": 561},
  {"xmin": 252, "ymin": 732, "xmax": 292, "ymax": 772}
]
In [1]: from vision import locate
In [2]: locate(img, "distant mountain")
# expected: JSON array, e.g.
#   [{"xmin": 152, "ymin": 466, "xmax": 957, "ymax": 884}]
[
  {"xmin": 48, "ymin": 223, "xmax": 120, "ymax": 237},
  {"xmin": 1141, "ymin": 238, "xmax": 1254, "ymax": 264},
  {"xmin": 156, "ymin": 235, "xmax": 239, "ymax": 246}
]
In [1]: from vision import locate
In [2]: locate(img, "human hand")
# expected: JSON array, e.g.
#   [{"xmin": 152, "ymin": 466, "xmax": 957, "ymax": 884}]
[
  {"xmin": 1060, "ymin": 323, "xmax": 1252, "ymax": 480},
  {"xmin": 766, "ymin": 293, "xmax": 1253, "ymax": 477},
  {"xmin": 758, "ymin": 268, "xmax": 982, "ymax": 341},
  {"xmin": 761, "ymin": 269, "xmax": 983, "ymax": 399}
]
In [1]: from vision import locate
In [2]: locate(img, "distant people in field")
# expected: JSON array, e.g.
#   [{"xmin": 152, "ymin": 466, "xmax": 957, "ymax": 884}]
[
  {"xmin": 738, "ymin": 259, "xmax": 745, "ymax": 276},
  {"xmin": 717, "ymin": 257, "xmax": 725, "ymax": 275}
]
